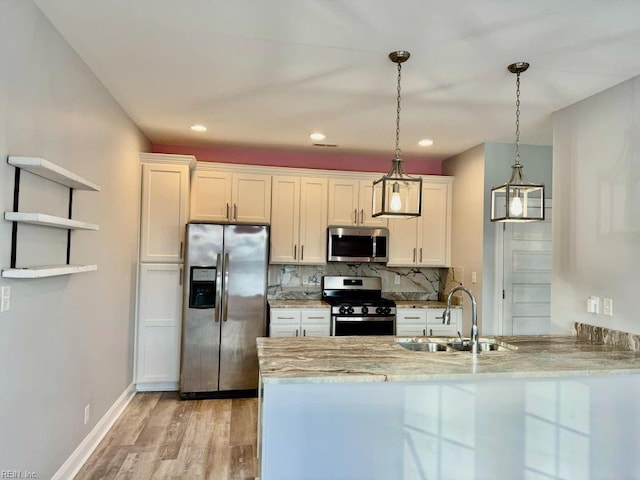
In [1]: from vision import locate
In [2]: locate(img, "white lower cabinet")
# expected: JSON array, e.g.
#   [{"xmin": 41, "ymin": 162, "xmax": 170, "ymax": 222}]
[
  {"xmin": 136, "ymin": 263, "xmax": 183, "ymax": 390},
  {"xmin": 269, "ymin": 308, "xmax": 331, "ymax": 337},
  {"xmin": 396, "ymin": 307, "xmax": 462, "ymax": 337}
]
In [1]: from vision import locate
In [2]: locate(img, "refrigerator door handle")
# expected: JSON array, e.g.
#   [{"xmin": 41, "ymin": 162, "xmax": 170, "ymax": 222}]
[
  {"xmin": 215, "ymin": 254, "xmax": 222, "ymax": 322},
  {"xmin": 222, "ymin": 253, "xmax": 230, "ymax": 321}
]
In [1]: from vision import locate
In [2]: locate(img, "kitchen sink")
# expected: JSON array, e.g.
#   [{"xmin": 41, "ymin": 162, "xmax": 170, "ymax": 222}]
[
  {"xmin": 397, "ymin": 341, "xmax": 448, "ymax": 352},
  {"xmin": 396, "ymin": 337, "xmax": 514, "ymax": 353}
]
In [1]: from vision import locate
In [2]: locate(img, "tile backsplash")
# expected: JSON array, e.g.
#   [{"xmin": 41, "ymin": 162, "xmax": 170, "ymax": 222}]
[{"xmin": 268, "ymin": 263, "xmax": 445, "ymax": 300}]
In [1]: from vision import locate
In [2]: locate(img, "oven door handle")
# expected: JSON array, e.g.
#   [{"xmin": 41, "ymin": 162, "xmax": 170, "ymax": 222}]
[{"xmin": 333, "ymin": 316, "xmax": 396, "ymax": 322}]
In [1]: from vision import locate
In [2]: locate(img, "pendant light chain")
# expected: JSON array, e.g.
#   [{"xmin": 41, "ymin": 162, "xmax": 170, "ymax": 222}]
[
  {"xmin": 514, "ymin": 71, "xmax": 521, "ymax": 166},
  {"xmin": 395, "ymin": 61, "xmax": 402, "ymax": 159}
]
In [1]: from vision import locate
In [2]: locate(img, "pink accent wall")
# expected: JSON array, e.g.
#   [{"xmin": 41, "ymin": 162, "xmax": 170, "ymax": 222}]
[{"xmin": 152, "ymin": 144, "xmax": 442, "ymax": 175}]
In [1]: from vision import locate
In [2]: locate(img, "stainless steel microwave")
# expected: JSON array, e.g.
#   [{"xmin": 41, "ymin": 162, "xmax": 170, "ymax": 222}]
[{"xmin": 327, "ymin": 227, "xmax": 389, "ymax": 263}]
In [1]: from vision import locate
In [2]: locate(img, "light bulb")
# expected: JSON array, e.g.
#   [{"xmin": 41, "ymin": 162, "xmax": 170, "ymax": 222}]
[
  {"xmin": 390, "ymin": 183, "xmax": 402, "ymax": 212},
  {"xmin": 510, "ymin": 195, "xmax": 523, "ymax": 216}
]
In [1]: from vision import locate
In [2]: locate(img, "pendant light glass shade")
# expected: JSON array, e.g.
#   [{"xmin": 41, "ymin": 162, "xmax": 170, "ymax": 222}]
[
  {"xmin": 491, "ymin": 62, "xmax": 545, "ymax": 222},
  {"xmin": 372, "ymin": 51, "xmax": 423, "ymax": 218},
  {"xmin": 373, "ymin": 158, "xmax": 422, "ymax": 218}
]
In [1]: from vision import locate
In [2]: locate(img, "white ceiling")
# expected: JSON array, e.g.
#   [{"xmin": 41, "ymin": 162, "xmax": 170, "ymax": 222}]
[{"xmin": 34, "ymin": 0, "xmax": 640, "ymax": 162}]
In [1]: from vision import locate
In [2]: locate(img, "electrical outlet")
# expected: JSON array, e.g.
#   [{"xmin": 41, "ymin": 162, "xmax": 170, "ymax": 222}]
[
  {"xmin": 302, "ymin": 275, "xmax": 309, "ymax": 285},
  {"xmin": 603, "ymin": 298, "xmax": 613, "ymax": 316},
  {"xmin": 394, "ymin": 274, "xmax": 401, "ymax": 285},
  {"xmin": 84, "ymin": 404, "xmax": 90, "ymax": 425},
  {"xmin": 471, "ymin": 272, "xmax": 477, "ymax": 284},
  {"xmin": 1, "ymin": 286, "xmax": 10, "ymax": 312}
]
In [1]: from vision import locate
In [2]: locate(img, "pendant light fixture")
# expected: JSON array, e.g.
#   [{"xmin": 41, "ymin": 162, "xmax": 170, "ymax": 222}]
[
  {"xmin": 490, "ymin": 62, "xmax": 545, "ymax": 222},
  {"xmin": 372, "ymin": 51, "xmax": 422, "ymax": 218}
]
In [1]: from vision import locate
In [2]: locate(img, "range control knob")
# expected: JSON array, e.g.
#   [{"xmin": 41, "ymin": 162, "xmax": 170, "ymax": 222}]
[
  {"xmin": 339, "ymin": 305, "xmax": 347, "ymax": 314},
  {"xmin": 361, "ymin": 306, "xmax": 369, "ymax": 315},
  {"xmin": 347, "ymin": 306, "xmax": 355, "ymax": 314},
  {"xmin": 376, "ymin": 306, "xmax": 384, "ymax": 314}
]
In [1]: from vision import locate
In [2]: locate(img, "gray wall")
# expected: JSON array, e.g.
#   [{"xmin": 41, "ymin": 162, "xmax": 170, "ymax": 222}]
[
  {"xmin": 552, "ymin": 75, "xmax": 640, "ymax": 334},
  {"xmin": 482, "ymin": 143, "xmax": 553, "ymax": 333},
  {"xmin": 0, "ymin": 1, "xmax": 148, "ymax": 477},
  {"xmin": 442, "ymin": 142, "xmax": 552, "ymax": 335}
]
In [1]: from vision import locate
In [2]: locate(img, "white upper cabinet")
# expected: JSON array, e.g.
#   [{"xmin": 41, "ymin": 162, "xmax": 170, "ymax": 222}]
[
  {"xmin": 189, "ymin": 170, "xmax": 232, "ymax": 222},
  {"xmin": 140, "ymin": 155, "xmax": 193, "ymax": 263},
  {"xmin": 388, "ymin": 179, "xmax": 452, "ymax": 267},
  {"xmin": 271, "ymin": 176, "xmax": 328, "ymax": 264},
  {"xmin": 190, "ymin": 165, "xmax": 271, "ymax": 224},
  {"xmin": 327, "ymin": 178, "xmax": 387, "ymax": 227},
  {"xmin": 419, "ymin": 183, "xmax": 451, "ymax": 266}
]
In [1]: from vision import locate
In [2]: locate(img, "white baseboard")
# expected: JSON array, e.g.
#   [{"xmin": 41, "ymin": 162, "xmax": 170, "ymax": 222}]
[
  {"xmin": 52, "ymin": 382, "xmax": 136, "ymax": 480},
  {"xmin": 135, "ymin": 381, "xmax": 179, "ymax": 392}
]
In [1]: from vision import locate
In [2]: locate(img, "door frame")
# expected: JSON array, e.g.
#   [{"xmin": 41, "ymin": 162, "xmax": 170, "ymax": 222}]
[{"xmin": 494, "ymin": 199, "xmax": 552, "ymax": 335}]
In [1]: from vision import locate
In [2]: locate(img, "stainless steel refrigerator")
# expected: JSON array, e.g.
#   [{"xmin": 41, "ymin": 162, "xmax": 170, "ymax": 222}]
[{"xmin": 180, "ymin": 223, "xmax": 268, "ymax": 398}]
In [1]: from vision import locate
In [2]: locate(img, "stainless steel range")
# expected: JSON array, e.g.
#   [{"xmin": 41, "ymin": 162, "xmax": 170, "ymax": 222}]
[{"xmin": 322, "ymin": 276, "xmax": 396, "ymax": 336}]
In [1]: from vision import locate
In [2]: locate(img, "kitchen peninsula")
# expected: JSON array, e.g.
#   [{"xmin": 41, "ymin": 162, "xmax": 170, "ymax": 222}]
[{"xmin": 257, "ymin": 326, "xmax": 640, "ymax": 479}]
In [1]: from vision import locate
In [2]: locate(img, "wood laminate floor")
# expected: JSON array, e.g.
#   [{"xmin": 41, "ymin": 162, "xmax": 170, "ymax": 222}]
[{"xmin": 74, "ymin": 392, "xmax": 258, "ymax": 480}]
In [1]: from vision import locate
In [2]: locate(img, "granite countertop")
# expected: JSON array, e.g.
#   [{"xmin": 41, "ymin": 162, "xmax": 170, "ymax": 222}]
[
  {"xmin": 268, "ymin": 299, "xmax": 329, "ymax": 308},
  {"xmin": 268, "ymin": 300, "xmax": 458, "ymax": 309},
  {"xmin": 395, "ymin": 300, "xmax": 460, "ymax": 308},
  {"xmin": 257, "ymin": 335, "xmax": 640, "ymax": 384}
]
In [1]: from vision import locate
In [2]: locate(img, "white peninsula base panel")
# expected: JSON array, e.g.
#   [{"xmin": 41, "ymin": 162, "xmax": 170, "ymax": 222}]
[{"xmin": 260, "ymin": 375, "xmax": 640, "ymax": 480}]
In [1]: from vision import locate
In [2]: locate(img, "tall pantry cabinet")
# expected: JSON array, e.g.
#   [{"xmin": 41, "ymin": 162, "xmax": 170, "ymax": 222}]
[{"xmin": 136, "ymin": 153, "xmax": 196, "ymax": 391}]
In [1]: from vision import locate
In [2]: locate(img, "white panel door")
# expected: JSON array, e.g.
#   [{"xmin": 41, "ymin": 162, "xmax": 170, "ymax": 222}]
[
  {"xmin": 387, "ymin": 218, "xmax": 418, "ymax": 266},
  {"xmin": 418, "ymin": 183, "xmax": 451, "ymax": 267},
  {"xmin": 270, "ymin": 176, "xmax": 300, "ymax": 263},
  {"xmin": 502, "ymin": 205, "xmax": 552, "ymax": 335},
  {"xmin": 136, "ymin": 263, "xmax": 183, "ymax": 385},
  {"xmin": 328, "ymin": 178, "xmax": 359, "ymax": 226},
  {"xmin": 299, "ymin": 177, "xmax": 328, "ymax": 264},
  {"xmin": 140, "ymin": 163, "xmax": 189, "ymax": 263},
  {"xmin": 190, "ymin": 169, "xmax": 232, "ymax": 222},
  {"xmin": 232, "ymin": 173, "xmax": 272, "ymax": 224}
]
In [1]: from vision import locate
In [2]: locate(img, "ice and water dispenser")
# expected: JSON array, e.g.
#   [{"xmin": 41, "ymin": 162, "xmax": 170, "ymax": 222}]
[{"xmin": 188, "ymin": 266, "xmax": 216, "ymax": 309}]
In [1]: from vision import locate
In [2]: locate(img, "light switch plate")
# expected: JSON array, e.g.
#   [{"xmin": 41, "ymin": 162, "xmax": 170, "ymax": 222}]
[
  {"xmin": 587, "ymin": 296, "xmax": 600, "ymax": 314},
  {"xmin": 603, "ymin": 298, "xmax": 613, "ymax": 316}
]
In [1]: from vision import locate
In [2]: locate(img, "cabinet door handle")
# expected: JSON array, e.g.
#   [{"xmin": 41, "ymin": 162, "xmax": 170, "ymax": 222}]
[
  {"xmin": 301, "ymin": 245, "xmax": 304, "ymax": 261},
  {"xmin": 419, "ymin": 248, "xmax": 423, "ymax": 262},
  {"xmin": 405, "ymin": 316, "xmax": 421, "ymax": 320},
  {"xmin": 179, "ymin": 268, "xmax": 183, "ymax": 286},
  {"xmin": 179, "ymin": 241, "xmax": 183, "ymax": 259},
  {"xmin": 435, "ymin": 315, "xmax": 445, "ymax": 323},
  {"xmin": 423, "ymin": 329, "xmax": 426, "ymax": 336},
  {"xmin": 294, "ymin": 244, "xmax": 297, "ymax": 260},
  {"xmin": 413, "ymin": 248, "xmax": 416, "ymax": 262},
  {"xmin": 234, "ymin": 203, "xmax": 238, "ymax": 221},
  {"xmin": 279, "ymin": 316, "xmax": 296, "ymax": 320},
  {"xmin": 226, "ymin": 203, "xmax": 230, "ymax": 221},
  {"xmin": 354, "ymin": 209, "xmax": 358, "ymax": 224},
  {"xmin": 295, "ymin": 329, "xmax": 299, "ymax": 337},
  {"xmin": 303, "ymin": 329, "xmax": 307, "ymax": 336},
  {"xmin": 429, "ymin": 328, "xmax": 433, "ymax": 336},
  {"xmin": 360, "ymin": 209, "xmax": 364, "ymax": 224},
  {"xmin": 306, "ymin": 316, "xmax": 324, "ymax": 320}
]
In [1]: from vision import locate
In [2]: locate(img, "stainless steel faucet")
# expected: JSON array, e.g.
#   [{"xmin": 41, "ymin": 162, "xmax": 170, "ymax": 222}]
[{"xmin": 444, "ymin": 285, "xmax": 479, "ymax": 354}]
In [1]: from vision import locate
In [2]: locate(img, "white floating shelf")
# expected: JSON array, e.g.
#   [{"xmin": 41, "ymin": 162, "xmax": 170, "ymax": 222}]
[
  {"xmin": 8, "ymin": 156, "xmax": 101, "ymax": 191},
  {"xmin": 1, "ymin": 264, "xmax": 98, "ymax": 278},
  {"xmin": 4, "ymin": 212, "xmax": 99, "ymax": 230}
]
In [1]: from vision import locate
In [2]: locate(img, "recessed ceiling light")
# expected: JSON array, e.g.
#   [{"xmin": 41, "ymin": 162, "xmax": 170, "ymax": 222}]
[
  {"xmin": 309, "ymin": 132, "xmax": 326, "ymax": 141},
  {"xmin": 418, "ymin": 139, "xmax": 434, "ymax": 147},
  {"xmin": 190, "ymin": 124, "xmax": 207, "ymax": 132}
]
